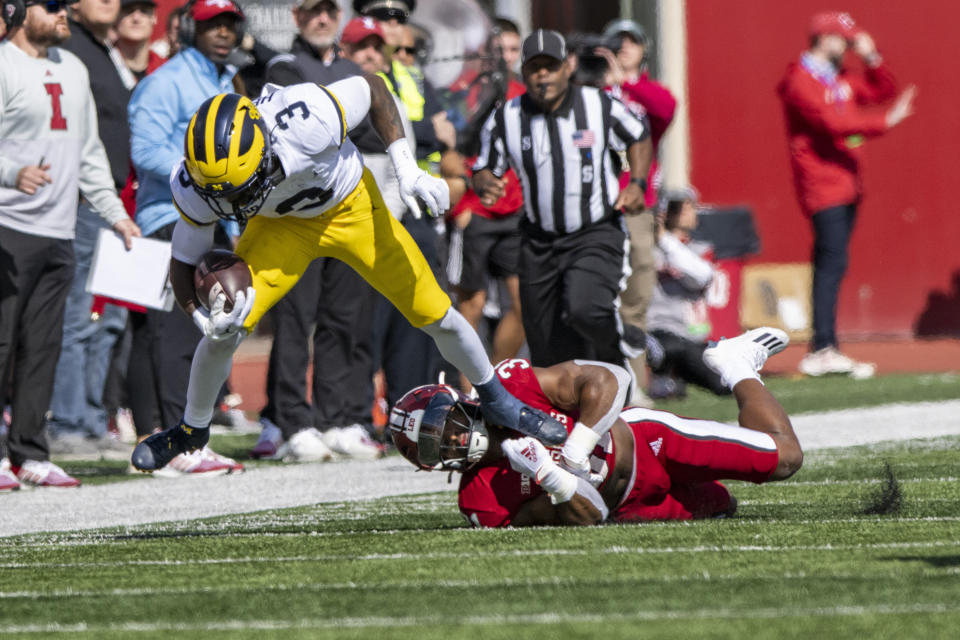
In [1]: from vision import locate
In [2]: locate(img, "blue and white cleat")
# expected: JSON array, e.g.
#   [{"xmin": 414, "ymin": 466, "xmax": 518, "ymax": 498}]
[{"xmin": 474, "ymin": 378, "xmax": 568, "ymax": 446}]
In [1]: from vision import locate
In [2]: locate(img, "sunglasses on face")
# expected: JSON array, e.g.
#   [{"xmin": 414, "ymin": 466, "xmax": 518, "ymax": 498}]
[
  {"xmin": 27, "ymin": 0, "xmax": 75, "ymax": 13},
  {"xmin": 396, "ymin": 46, "xmax": 417, "ymax": 56}
]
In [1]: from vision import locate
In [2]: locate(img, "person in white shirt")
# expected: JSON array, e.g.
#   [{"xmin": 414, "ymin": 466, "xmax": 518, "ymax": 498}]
[{"xmin": 0, "ymin": 0, "xmax": 139, "ymax": 489}]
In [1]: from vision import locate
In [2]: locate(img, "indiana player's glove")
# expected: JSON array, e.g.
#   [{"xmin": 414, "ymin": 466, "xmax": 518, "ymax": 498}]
[
  {"xmin": 192, "ymin": 287, "xmax": 256, "ymax": 342},
  {"xmin": 388, "ymin": 139, "xmax": 450, "ymax": 219},
  {"xmin": 502, "ymin": 437, "xmax": 577, "ymax": 504}
]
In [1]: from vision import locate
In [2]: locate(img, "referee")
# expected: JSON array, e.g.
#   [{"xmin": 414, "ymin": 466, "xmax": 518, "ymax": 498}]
[{"xmin": 473, "ymin": 29, "xmax": 653, "ymax": 367}]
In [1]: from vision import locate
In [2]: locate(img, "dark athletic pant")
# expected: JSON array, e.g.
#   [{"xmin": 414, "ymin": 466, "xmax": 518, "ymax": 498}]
[{"xmin": 0, "ymin": 225, "xmax": 74, "ymax": 464}]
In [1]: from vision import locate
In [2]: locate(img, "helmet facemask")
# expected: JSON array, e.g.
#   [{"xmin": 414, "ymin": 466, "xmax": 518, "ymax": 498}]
[
  {"xmin": 389, "ymin": 386, "xmax": 489, "ymax": 472},
  {"xmin": 193, "ymin": 136, "xmax": 278, "ymax": 226}
]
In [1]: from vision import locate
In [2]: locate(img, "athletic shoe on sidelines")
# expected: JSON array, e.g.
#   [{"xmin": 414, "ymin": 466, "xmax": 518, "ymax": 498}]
[
  {"xmin": 799, "ymin": 347, "xmax": 876, "ymax": 379},
  {"xmin": 151, "ymin": 446, "xmax": 239, "ymax": 478},
  {"xmin": 131, "ymin": 421, "xmax": 209, "ymax": 472},
  {"xmin": 250, "ymin": 418, "xmax": 284, "ymax": 459},
  {"xmin": 13, "ymin": 459, "xmax": 81, "ymax": 487},
  {"xmin": 0, "ymin": 457, "xmax": 20, "ymax": 492},
  {"xmin": 322, "ymin": 424, "xmax": 383, "ymax": 460},
  {"xmin": 703, "ymin": 327, "xmax": 789, "ymax": 386},
  {"xmin": 274, "ymin": 428, "xmax": 334, "ymax": 462},
  {"xmin": 108, "ymin": 408, "xmax": 137, "ymax": 444}
]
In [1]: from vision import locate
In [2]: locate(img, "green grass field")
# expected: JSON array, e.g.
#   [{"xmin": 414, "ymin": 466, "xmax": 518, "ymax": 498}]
[{"xmin": 2, "ymin": 373, "xmax": 959, "ymax": 638}]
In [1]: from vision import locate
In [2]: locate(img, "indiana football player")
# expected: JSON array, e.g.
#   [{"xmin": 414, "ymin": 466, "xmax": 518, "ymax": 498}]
[
  {"xmin": 132, "ymin": 73, "xmax": 567, "ymax": 472},
  {"xmin": 389, "ymin": 328, "xmax": 803, "ymax": 527}
]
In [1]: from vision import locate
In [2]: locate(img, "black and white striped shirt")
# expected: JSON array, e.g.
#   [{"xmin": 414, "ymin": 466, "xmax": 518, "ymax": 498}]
[{"xmin": 474, "ymin": 85, "xmax": 648, "ymax": 235}]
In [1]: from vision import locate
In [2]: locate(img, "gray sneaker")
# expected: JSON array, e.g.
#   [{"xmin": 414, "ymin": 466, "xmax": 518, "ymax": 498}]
[{"xmin": 48, "ymin": 433, "xmax": 101, "ymax": 461}]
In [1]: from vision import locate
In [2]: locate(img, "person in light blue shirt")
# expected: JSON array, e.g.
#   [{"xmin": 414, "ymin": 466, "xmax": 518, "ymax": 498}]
[{"xmin": 124, "ymin": 0, "xmax": 245, "ymax": 472}]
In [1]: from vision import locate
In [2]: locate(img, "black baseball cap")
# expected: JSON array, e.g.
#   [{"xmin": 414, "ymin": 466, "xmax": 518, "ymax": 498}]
[{"xmin": 521, "ymin": 28, "xmax": 566, "ymax": 65}]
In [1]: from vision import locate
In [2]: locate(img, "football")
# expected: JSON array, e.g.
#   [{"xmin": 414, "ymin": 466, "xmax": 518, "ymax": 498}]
[{"xmin": 193, "ymin": 250, "xmax": 253, "ymax": 313}]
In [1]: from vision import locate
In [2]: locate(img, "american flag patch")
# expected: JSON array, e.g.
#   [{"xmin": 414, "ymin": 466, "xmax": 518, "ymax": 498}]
[{"xmin": 572, "ymin": 130, "xmax": 595, "ymax": 147}]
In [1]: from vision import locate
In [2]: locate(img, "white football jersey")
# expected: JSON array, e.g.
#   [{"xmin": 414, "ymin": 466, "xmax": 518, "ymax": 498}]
[{"xmin": 170, "ymin": 78, "xmax": 372, "ymax": 226}]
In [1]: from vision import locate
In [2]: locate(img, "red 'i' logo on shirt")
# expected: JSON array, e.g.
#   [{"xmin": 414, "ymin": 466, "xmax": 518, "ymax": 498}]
[{"xmin": 44, "ymin": 83, "xmax": 67, "ymax": 130}]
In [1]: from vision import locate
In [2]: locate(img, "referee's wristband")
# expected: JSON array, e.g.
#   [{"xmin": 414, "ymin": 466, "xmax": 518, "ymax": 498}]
[{"xmin": 630, "ymin": 177, "xmax": 648, "ymax": 192}]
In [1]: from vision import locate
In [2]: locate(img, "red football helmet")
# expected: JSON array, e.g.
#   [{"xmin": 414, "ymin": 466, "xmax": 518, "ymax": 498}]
[{"xmin": 388, "ymin": 384, "xmax": 489, "ymax": 471}]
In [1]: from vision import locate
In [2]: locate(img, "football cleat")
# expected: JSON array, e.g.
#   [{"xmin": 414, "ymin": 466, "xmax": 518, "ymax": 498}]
[
  {"xmin": 321, "ymin": 425, "xmax": 382, "ymax": 461},
  {"xmin": 474, "ymin": 378, "xmax": 567, "ymax": 446},
  {"xmin": 131, "ymin": 421, "xmax": 210, "ymax": 472},
  {"xmin": 799, "ymin": 347, "xmax": 876, "ymax": 379},
  {"xmin": 703, "ymin": 327, "xmax": 789, "ymax": 388}
]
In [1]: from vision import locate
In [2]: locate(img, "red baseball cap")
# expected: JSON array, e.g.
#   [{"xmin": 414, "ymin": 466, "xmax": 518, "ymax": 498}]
[
  {"xmin": 809, "ymin": 11, "xmax": 862, "ymax": 41},
  {"xmin": 192, "ymin": 0, "xmax": 244, "ymax": 22},
  {"xmin": 340, "ymin": 17, "xmax": 385, "ymax": 45}
]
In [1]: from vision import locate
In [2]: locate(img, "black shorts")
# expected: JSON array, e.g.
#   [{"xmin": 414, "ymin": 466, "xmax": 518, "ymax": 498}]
[{"xmin": 447, "ymin": 214, "xmax": 521, "ymax": 293}]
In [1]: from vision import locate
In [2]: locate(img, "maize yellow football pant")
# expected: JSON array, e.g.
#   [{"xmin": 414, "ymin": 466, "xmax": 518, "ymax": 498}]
[{"xmin": 235, "ymin": 168, "xmax": 451, "ymax": 331}]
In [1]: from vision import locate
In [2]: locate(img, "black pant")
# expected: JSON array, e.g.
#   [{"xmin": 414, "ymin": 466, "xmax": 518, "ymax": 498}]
[
  {"xmin": 649, "ymin": 329, "xmax": 729, "ymax": 396},
  {"xmin": 261, "ymin": 257, "xmax": 376, "ymax": 439},
  {"xmin": 811, "ymin": 204, "xmax": 857, "ymax": 351},
  {"xmin": 0, "ymin": 225, "xmax": 73, "ymax": 464},
  {"xmin": 519, "ymin": 218, "xmax": 629, "ymax": 367},
  {"xmin": 127, "ymin": 222, "xmax": 204, "ymax": 435}
]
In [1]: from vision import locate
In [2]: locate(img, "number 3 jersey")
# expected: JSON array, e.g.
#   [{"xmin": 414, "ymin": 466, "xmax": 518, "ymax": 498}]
[{"xmin": 170, "ymin": 79, "xmax": 371, "ymax": 233}]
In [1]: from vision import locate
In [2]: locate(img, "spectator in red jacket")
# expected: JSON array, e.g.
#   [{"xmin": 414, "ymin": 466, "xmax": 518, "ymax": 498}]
[
  {"xmin": 600, "ymin": 18, "xmax": 677, "ymax": 404},
  {"xmin": 777, "ymin": 11, "xmax": 914, "ymax": 379}
]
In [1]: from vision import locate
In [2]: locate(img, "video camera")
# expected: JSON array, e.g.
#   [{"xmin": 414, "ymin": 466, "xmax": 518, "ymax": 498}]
[{"xmin": 567, "ymin": 32, "xmax": 620, "ymax": 88}]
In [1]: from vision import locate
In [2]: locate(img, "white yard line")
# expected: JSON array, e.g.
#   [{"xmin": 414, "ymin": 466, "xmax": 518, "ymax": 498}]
[
  {"xmin": 1, "ymin": 603, "xmax": 958, "ymax": 634},
  {"xmin": 2, "ymin": 400, "xmax": 959, "ymax": 538}
]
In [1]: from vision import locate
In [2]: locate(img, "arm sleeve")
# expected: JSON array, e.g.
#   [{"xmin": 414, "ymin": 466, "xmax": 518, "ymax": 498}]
[
  {"xmin": 129, "ymin": 75, "xmax": 189, "ymax": 182},
  {"xmin": 658, "ymin": 232, "xmax": 715, "ymax": 290},
  {"xmin": 77, "ymin": 83, "xmax": 127, "ymax": 226},
  {"xmin": 170, "ymin": 216, "xmax": 216, "ymax": 265},
  {"xmin": 607, "ymin": 93, "xmax": 650, "ymax": 151},
  {"xmin": 0, "ymin": 73, "xmax": 20, "ymax": 188},
  {"xmin": 780, "ymin": 73, "xmax": 888, "ymax": 138},
  {"xmin": 471, "ymin": 109, "xmax": 508, "ymax": 177},
  {"xmin": 324, "ymin": 76, "xmax": 372, "ymax": 133},
  {"xmin": 848, "ymin": 62, "xmax": 898, "ymax": 105}
]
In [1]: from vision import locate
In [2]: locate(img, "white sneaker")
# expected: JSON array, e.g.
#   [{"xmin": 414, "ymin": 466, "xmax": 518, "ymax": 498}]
[
  {"xmin": 14, "ymin": 459, "xmax": 81, "ymax": 487},
  {"xmin": 0, "ymin": 457, "xmax": 21, "ymax": 492},
  {"xmin": 322, "ymin": 424, "xmax": 383, "ymax": 460},
  {"xmin": 274, "ymin": 428, "xmax": 334, "ymax": 462},
  {"xmin": 703, "ymin": 327, "xmax": 789, "ymax": 388},
  {"xmin": 799, "ymin": 347, "xmax": 876, "ymax": 379},
  {"xmin": 151, "ymin": 446, "xmax": 240, "ymax": 478}
]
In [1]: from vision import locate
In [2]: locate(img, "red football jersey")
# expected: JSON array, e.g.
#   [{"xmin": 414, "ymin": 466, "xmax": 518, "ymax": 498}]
[
  {"xmin": 458, "ymin": 359, "xmax": 615, "ymax": 527},
  {"xmin": 458, "ymin": 363, "xmax": 779, "ymax": 527}
]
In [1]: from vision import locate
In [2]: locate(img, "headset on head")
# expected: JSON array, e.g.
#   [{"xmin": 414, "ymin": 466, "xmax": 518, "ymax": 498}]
[
  {"xmin": 2, "ymin": 0, "xmax": 26, "ymax": 29},
  {"xmin": 177, "ymin": 0, "xmax": 247, "ymax": 49}
]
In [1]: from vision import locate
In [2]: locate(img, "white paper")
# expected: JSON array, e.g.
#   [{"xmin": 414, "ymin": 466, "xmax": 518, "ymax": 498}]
[{"xmin": 85, "ymin": 229, "xmax": 175, "ymax": 310}]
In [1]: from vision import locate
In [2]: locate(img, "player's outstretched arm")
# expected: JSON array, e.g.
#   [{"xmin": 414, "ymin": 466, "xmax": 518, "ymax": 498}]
[
  {"xmin": 362, "ymin": 72, "xmax": 409, "ymax": 147},
  {"xmin": 510, "ymin": 493, "xmax": 605, "ymax": 527},
  {"xmin": 170, "ymin": 258, "xmax": 200, "ymax": 316}
]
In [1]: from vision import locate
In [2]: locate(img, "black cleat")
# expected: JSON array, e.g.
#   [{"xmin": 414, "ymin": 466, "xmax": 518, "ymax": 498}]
[{"xmin": 131, "ymin": 422, "xmax": 210, "ymax": 472}]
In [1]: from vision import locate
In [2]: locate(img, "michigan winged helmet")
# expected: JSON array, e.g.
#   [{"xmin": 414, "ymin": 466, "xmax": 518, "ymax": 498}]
[{"xmin": 184, "ymin": 93, "xmax": 276, "ymax": 224}]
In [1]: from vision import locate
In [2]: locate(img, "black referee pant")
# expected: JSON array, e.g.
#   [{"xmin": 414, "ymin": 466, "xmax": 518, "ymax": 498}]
[
  {"xmin": 261, "ymin": 257, "xmax": 376, "ymax": 440},
  {"xmin": 0, "ymin": 225, "xmax": 74, "ymax": 464},
  {"xmin": 519, "ymin": 217, "xmax": 629, "ymax": 367}
]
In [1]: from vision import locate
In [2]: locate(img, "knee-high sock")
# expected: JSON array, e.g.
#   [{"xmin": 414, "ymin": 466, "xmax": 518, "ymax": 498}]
[
  {"xmin": 184, "ymin": 333, "xmax": 243, "ymax": 428},
  {"xmin": 419, "ymin": 308, "xmax": 494, "ymax": 385}
]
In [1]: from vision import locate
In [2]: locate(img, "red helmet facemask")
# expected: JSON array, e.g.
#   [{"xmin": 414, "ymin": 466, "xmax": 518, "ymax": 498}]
[{"xmin": 388, "ymin": 384, "xmax": 489, "ymax": 471}]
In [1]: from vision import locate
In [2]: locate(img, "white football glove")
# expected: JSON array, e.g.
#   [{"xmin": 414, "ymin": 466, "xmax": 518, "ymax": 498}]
[
  {"xmin": 388, "ymin": 139, "xmax": 450, "ymax": 219},
  {"xmin": 502, "ymin": 437, "xmax": 578, "ymax": 503},
  {"xmin": 501, "ymin": 436, "xmax": 551, "ymax": 478},
  {"xmin": 192, "ymin": 286, "xmax": 256, "ymax": 342}
]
